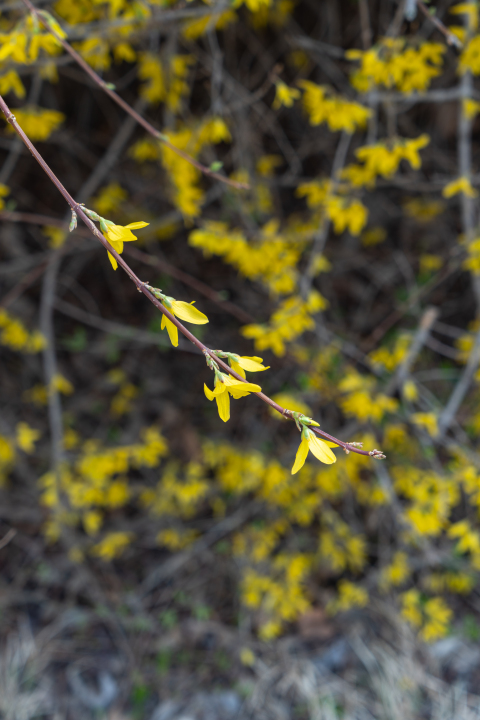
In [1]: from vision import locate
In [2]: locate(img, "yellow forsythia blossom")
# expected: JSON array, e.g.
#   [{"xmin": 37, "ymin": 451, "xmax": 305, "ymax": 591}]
[
  {"xmin": 157, "ymin": 528, "xmax": 198, "ymax": 550},
  {"xmin": 7, "ymin": 107, "xmax": 65, "ymax": 141},
  {"xmin": 0, "ymin": 309, "xmax": 45, "ymax": 353},
  {"xmin": 104, "ymin": 221, "xmax": 149, "ymax": 270},
  {"xmin": 242, "ymin": 291, "xmax": 327, "ymax": 356},
  {"xmin": 300, "ymin": 80, "xmax": 371, "ymax": 133},
  {"xmin": 401, "ymin": 590, "xmax": 452, "ymax": 642},
  {"xmin": 0, "ymin": 70, "xmax": 25, "ymax": 99},
  {"xmin": 0, "ymin": 184, "xmax": 9, "ymax": 211},
  {"xmin": 0, "ymin": 435, "xmax": 15, "ymax": 484},
  {"xmin": 379, "ymin": 552, "xmax": 410, "ymax": 591},
  {"xmin": 227, "ymin": 355, "xmax": 269, "ymax": 378},
  {"xmin": 327, "ymin": 580, "xmax": 368, "ymax": 614},
  {"xmin": 182, "ymin": 10, "xmax": 236, "ymax": 41},
  {"xmin": 159, "ymin": 298, "xmax": 209, "ymax": 347},
  {"xmin": 463, "ymin": 98, "xmax": 480, "ymax": 119},
  {"xmin": 342, "ymin": 135, "xmax": 430, "ymax": 188},
  {"xmin": 451, "ymin": 2, "xmax": 478, "ymax": 32},
  {"xmin": 91, "ymin": 532, "xmax": 134, "ymax": 561},
  {"xmin": 291, "ymin": 427, "xmax": 337, "ymax": 474},
  {"xmin": 411, "ymin": 412, "xmax": 438, "ymax": 438},
  {"xmin": 92, "ymin": 182, "xmax": 127, "ymax": 216},
  {"xmin": 16, "ymin": 422, "xmax": 40, "ymax": 454},
  {"xmin": 204, "ymin": 373, "xmax": 261, "ymax": 422},
  {"xmin": 346, "ymin": 40, "xmax": 445, "ymax": 93},
  {"xmin": 190, "ymin": 219, "xmax": 301, "ymax": 295},
  {"xmin": 273, "ymin": 80, "xmax": 300, "ymax": 109},
  {"xmin": 459, "ymin": 36, "xmax": 480, "ymax": 75},
  {"xmin": 442, "ymin": 176, "xmax": 478, "ymax": 198},
  {"xmin": 42, "ymin": 226, "xmax": 67, "ymax": 249},
  {"xmin": 73, "ymin": 37, "xmax": 111, "ymax": 71},
  {"xmin": 138, "ymin": 53, "xmax": 166, "ymax": 104}
]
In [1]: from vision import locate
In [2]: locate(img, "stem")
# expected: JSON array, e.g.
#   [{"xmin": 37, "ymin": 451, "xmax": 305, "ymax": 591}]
[
  {"xmin": 0, "ymin": 93, "xmax": 381, "ymax": 460},
  {"xmin": 21, "ymin": 0, "xmax": 249, "ymax": 192}
]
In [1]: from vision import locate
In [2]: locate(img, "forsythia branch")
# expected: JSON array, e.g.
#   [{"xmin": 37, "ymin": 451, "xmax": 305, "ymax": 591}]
[{"xmin": 0, "ymin": 92, "xmax": 383, "ymax": 461}]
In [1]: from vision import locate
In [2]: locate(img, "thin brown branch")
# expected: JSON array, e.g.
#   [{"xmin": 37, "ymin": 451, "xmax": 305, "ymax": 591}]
[
  {"xmin": 0, "ymin": 211, "xmax": 254, "ymax": 324},
  {"xmin": 415, "ymin": 0, "xmax": 463, "ymax": 48},
  {"xmin": 21, "ymin": 0, "xmax": 249, "ymax": 192},
  {"xmin": 0, "ymin": 92, "xmax": 382, "ymax": 460}
]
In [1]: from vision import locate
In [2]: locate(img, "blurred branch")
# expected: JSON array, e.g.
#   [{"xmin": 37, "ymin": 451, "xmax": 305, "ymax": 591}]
[
  {"xmin": 386, "ymin": 306, "xmax": 439, "ymax": 395},
  {"xmin": 438, "ymin": 325, "xmax": 480, "ymax": 438}
]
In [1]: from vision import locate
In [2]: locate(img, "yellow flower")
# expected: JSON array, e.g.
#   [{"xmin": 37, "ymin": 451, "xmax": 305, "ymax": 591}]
[
  {"xmin": 442, "ymin": 176, "xmax": 478, "ymax": 198},
  {"xmin": 291, "ymin": 427, "xmax": 337, "ymax": 474},
  {"xmin": 204, "ymin": 372, "xmax": 261, "ymax": 422},
  {"xmin": 16, "ymin": 422, "xmax": 40, "ymax": 454},
  {"xmin": 228, "ymin": 354, "xmax": 269, "ymax": 378},
  {"xmin": 160, "ymin": 298, "xmax": 209, "ymax": 347},
  {"xmin": 273, "ymin": 81, "xmax": 300, "ymax": 109},
  {"xmin": 411, "ymin": 412, "xmax": 438, "ymax": 437},
  {"xmin": 104, "ymin": 221, "xmax": 149, "ymax": 269}
]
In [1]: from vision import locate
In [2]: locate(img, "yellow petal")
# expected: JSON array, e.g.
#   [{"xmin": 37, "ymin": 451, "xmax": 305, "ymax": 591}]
[
  {"xmin": 204, "ymin": 383, "xmax": 215, "ymax": 401},
  {"xmin": 107, "ymin": 252, "xmax": 118, "ymax": 270},
  {"xmin": 292, "ymin": 437, "xmax": 309, "ymax": 475},
  {"xmin": 229, "ymin": 358, "xmax": 246, "ymax": 379},
  {"xmin": 308, "ymin": 435, "xmax": 337, "ymax": 464},
  {"xmin": 164, "ymin": 317, "xmax": 178, "ymax": 347},
  {"xmin": 323, "ymin": 440, "xmax": 339, "ymax": 448},
  {"xmin": 106, "ymin": 225, "xmax": 135, "ymax": 242},
  {"xmin": 106, "ymin": 238, "xmax": 123, "ymax": 254},
  {"xmin": 236, "ymin": 356, "xmax": 269, "ymax": 372},
  {"xmin": 161, "ymin": 313, "xmax": 167, "ymax": 330},
  {"xmin": 211, "ymin": 381, "xmax": 228, "ymax": 396},
  {"xmin": 216, "ymin": 390, "xmax": 230, "ymax": 421},
  {"xmin": 224, "ymin": 377, "xmax": 262, "ymax": 398},
  {"xmin": 124, "ymin": 221, "xmax": 149, "ymax": 229},
  {"xmin": 170, "ymin": 300, "xmax": 209, "ymax": 324}
]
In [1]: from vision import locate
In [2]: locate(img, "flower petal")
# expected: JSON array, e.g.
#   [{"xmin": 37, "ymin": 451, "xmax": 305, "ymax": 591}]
[
  {"xmin": 229, "ymin": 358, "xmax": 246, "ymax": 379},
  {"xmin": 204, "ymin": 383, "xmax": 215, "ymax": 401},
  {"xmin": 236, "ymin": 356, "xmax": 270, "ymax": 372},
  {"xmin": 216, "ymin": 390, "xmax": 230, "ymax": 422},
  {"xmin": 124, "ymin": 221, "xmax": 149, "ymax": 230},
  {"xmin": 171, "ymin": 300, "xmax": 209, "ymax": 325},
  {"xmin": 107, "ymin": 252, "xmax": 118, "ymax": 270},
  {"xmin": 164, "ymin": 317, "xmax": 178, "ymax": 347},
  {"xmin": 106, "ymin": 225, "xmax": 135, "ymax": 242},
  {"xmin": 292, "ymin": 437, "xmax": 309, "ymax": 475},
  {"xmin": 226, "ymin": 381, "xmax": 261, "ymax": 399},
  {"xmin": 308, "ymin": 435, "xmax": 337, "ymax": 464}
]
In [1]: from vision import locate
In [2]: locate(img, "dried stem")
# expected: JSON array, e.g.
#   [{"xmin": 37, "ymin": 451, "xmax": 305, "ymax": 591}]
[{"xmin": 0, "ymin": 93, "xmax": 381, "ymax": 460}]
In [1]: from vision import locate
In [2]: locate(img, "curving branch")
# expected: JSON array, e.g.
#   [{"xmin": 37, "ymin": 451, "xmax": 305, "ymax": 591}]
[{"xmin": 0, "ymin": 92, "xmax": 384, "ymax": 461}]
